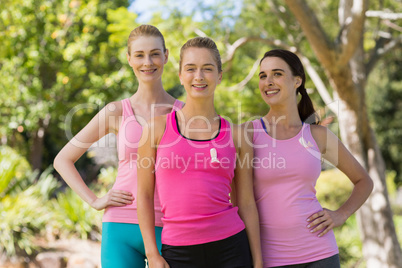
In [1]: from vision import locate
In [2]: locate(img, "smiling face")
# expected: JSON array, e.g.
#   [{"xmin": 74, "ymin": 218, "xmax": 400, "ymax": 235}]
[
  {"xmin": 127, "ymin": 36, "xmax": 168, "ymax": 83},
  {"xmin": 258, "ymin": 56, "xmax": 301, "ymax": 106},
  {"xmin": 179, "ymin": 47, "xmax": 222, "ymax": 99}
]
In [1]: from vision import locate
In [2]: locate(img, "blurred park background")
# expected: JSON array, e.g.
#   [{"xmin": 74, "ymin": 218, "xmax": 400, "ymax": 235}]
[{"xmin": 0, "ymin": 0, "xmax": 401, "ymax": 267}]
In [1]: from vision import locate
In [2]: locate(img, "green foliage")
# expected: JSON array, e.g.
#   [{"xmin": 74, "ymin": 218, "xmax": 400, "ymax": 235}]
[
  {"xmin": 0, "ymin": 146, "xmax": 104, "ymax": 259},
  {"xmin": 335, "ymin": 215, "xmax": 365, "ymax": 268},
  {"xmin": 0, "ymin": 147, "xmax": 60, "ymax": 257},
  {"xmin": 0, "ymin": 0, "xmax": 131, "ymax": 171},
  {"xmin": 386, "ymin": 171, "xmax": 402, "ymax": 215},
  {"xmin": 46, "ymin": 167, "xmax": 113, "ymax": 241},
  {"xmin": 316, "ymin": 168, "xmax": 353, "ymax": 210},
  {"xmin": 0, "ymin": 146, "xmax": 31, "ymax": 197},
  {"xmin": 107, "ymin": 7, "xmax": 138, "ymax": 48},
  {"xmin": 50, "ymin": 189, "xmax": 103, "ymax": 240},
  {"xmin": 96, "ymin": 166, "xmax": 118, "ymax": 192},
  {"xmin": 106, "ymin": 6, "xmax": 138, "ymax": 85},
  {"xmin": 367, "ymin": 53, "xmax": 402, "ymax": 186}
]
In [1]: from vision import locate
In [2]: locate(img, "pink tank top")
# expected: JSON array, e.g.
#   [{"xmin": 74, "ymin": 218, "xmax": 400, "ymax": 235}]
[
  {"xmin": 252, "ymin": 119, "xmax": 338, "ymax": 267},
  {"xmin": 155, "ymin": 111, "xmax": 245, "ymax": 246},
  {"xmin": 102, "ymin": 99, "xmax": 183, "ymax": 226}
]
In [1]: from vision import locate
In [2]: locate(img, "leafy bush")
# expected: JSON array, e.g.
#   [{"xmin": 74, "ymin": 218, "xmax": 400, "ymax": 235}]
[
  {"xmin": 0, "ymin": 147, "xmax": 60, "ymax": 258},
  {"xmin": 46, "ymin": 166, "xmax": 115, "ymax": 241},
  {"xmin": 93, "ymin": 166, "xmax": 117, "ymax": 194},
  {"xmin": 1, "ymin": 144, "xmax": 104, "ymax": 259},
  {"xmin": 316, "ymin": 168, "xmax": 353, "ymax": 210},
  {"xmin": 386, "ymin": 170, "xmax": 402, "ymax": 215},
  {"xmin": 335, "ymin": 215, "xmax": 365, "ymax": 267},
  {"xmin": 49, "ymin": 188, "xmax": 103, "ymax": 241},
  {"xmin": 0, "ymin": 146, "xmax": 31, "ymax": 198},
  {"xmin": 1, "ymin": 182, "xmax": 49, "ymax": 256}
]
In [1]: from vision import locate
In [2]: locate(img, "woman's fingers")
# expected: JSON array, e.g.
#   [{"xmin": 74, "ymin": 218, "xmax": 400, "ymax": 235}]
[
  {"xmin": 112, "ymin": 189, "xmax": 135, "ymax": 199},
  {"xmin": 307, "ymin": 210, "xmax": 326, "ymax": 227},
  {"xmin": 306, "ymin": 210, "xmax": 324, "ymax": 222},
  {"xmin": 317, "ymin": 224, "xmax": 334, "ymax": 237},
  {"xmin": 306, "ymin": 209, "xmax": 334, "ymax": 237},
  {"xmin": 107, "ymin": 190, "xmax": 134, "ymax": 205}
]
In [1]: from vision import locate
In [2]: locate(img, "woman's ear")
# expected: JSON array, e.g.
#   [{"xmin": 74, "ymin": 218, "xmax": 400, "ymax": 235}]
[
  {"xmin": 179, "ymin": 73, "xmax": 183, "ymax": 85},
  {"xmin": 164, "ymin": 49, "xmax": 169, "ymax": 64},
  {"xmin": 126, "ymin": 53, "xmax": 132, "ymax": 67},
  {"xmin": 295, "ymin": 76, "xmax": 302, "ymax": 87},
  {"xmin": 218, "ymin": 72, "xmax": 223, "ymax": 84}
]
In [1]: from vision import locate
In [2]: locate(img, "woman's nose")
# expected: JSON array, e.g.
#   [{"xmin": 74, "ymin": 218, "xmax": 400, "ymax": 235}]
[
  {"xmin": 144, "ymin": 55, "xmax": 153, "ymax": 66},
  {"xmin": 194, "ymin": 70, "xmax": 204, "ymax": 81}
]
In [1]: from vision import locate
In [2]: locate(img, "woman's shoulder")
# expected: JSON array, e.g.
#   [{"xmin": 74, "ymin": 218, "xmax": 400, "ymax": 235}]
[
  {"xmin": 309, "ymin": 123, "xmax": 334, "ymax": 138},
  {"xmin": 103, "ymin": 100, "xmax": 124, "ymax": 117},
  {"xmin": 309, "ymin": 124, "xmax": 338, "ymax": 153}
]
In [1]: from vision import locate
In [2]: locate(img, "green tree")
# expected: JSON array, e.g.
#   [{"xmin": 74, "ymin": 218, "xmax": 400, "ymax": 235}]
[
  {"xmin": 367, "ymin": 54, "xmax": 402, "ymax": 187},
  {"xmin": 0, "ymin": 0, "xmax": 132, "ymax": 173}
]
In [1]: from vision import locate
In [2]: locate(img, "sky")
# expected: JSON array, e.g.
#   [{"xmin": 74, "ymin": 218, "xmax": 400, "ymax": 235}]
[{"xmin": 128, "ymin": 0, "xmax": 243, "ymax": 24}]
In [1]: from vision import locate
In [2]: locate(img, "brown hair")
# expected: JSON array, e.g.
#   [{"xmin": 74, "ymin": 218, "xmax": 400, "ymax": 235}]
[
  {"xmin": 127, "ymin": 24, "xmax": 166, "ymax": 55},
  {"xmin": 179, "ymin": 37, "xmax": 222, "ymax": 73},
  {"xmin": 260, "ymin": 49, "xmax": 320, "ymax": 124}
]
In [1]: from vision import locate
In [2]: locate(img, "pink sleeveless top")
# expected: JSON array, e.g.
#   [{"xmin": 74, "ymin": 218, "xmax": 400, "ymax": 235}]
[
  {"xmin": 252, "ymin": 119, "xmax": 338, "ymax": 267},
  {"xmin": 102, "ymin": 99, "xmax": 183, "ymax": 226},
  {"xmin": 155, "ymin": 111, "xmax": 245, "ymax": 246}
]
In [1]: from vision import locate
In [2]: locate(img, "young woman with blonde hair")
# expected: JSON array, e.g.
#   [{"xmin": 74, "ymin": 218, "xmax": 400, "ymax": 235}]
[{"xmin": 54, "ymin": 25, "xmax": 183, "ymax": 267}]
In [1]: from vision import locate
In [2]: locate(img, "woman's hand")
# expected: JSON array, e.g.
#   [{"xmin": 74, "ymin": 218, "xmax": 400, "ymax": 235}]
[
  {"xmin": 319, "ymin": 116, "xmax": 334, "ymax": 127},
  {"xmin": 147, "ymin": 254, "xmax": 170, "ymax": 268},
  {"xmin": 91, "ymin": 189, "xmax": 134, "ymax": 210},
  {"xmin": 306, "ymin": 208, "xmax": 347, "ymax": 237}
]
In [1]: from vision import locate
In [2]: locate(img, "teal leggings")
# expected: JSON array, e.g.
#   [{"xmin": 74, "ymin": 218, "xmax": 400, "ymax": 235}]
[{"xmin": 101, "ymin": 222, "xmax": 162, "ymax": 268}]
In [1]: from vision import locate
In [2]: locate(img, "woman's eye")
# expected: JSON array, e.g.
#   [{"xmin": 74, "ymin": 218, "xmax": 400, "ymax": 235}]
[
  {"xmin": 259, "ymin": 75, "xmax": 266, "ymax": 79},
  {"xmin": 274, "ymin": 72, "xmax": 282, "ymax": 76},
  {"xmin": 152, "ymin": 53, "xmax": 160, "ymax": 56},
  {"xmin": 135, "ymin": 54, "xmax": 143, "ymax": 58}
]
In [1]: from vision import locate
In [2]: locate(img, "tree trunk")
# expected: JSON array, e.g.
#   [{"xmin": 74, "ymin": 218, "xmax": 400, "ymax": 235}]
[
  {"xmin": 333, "ymin": 45, "xmax": 402, "ymax": 268},
  {"xmin": 360, "ymin": 129, "xmax": 402, "ymax": 267},
  {"xmin": 30, "ymin": 127, "xmax": 44, "ymax": 172},
  {"xmin": 29, "ymin": 116, "xmax": 50, "ymax": 172},
  {"xmin": 336, "ymin": 96, "xmax": 402, "ymax": 267}
]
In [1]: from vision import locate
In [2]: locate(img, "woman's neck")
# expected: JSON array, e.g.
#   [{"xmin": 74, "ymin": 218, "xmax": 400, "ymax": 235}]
[
  {"xmin": 180, "ymin": 97, "xmax": 217, "ymax": 120},
  {"xmin": 264, "ymin": 103, "xmax": 302, "ymax": 127},
  {"xmin": 176, "ymin": 98, "xmax": 220, "ymax": 141},
  {"xmin": 132, "ymin": 80, "xmax": 173, "ymax": 105}
]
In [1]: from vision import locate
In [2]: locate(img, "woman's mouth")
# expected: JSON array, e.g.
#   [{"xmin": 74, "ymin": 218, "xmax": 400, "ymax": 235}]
[
  {"xmin": 193, "ymin": 84, "xmax": 207, "ymax": 90},
  {"xmin": 141, "ymin": 69, "xmax": 157, "ymax": 74},
  {"xmin": 265, "ymin": 89, "xmax": 279, "ymax": 96}
]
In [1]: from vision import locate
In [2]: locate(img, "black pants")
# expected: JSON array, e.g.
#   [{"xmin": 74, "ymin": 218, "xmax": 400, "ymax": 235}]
[
  {"xmin": 271, "ymin": 254, "xmax": 340, "ymax": 268},
  {"xmin": 161, "ymin": 229, "xmax": 252, "ymax": 268}
]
